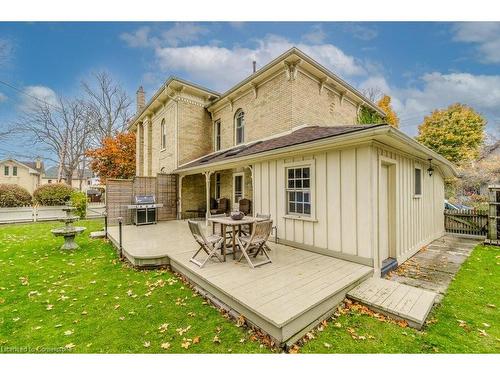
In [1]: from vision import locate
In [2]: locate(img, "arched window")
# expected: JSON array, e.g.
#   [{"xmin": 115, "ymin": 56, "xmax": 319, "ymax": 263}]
[
  {"xmin": 234, "ymin": 109, "xmax": 245, "ymax": 145},
  {"xmin": 161, "ymin": 119, "xmax": 166, "ymax": 149}
]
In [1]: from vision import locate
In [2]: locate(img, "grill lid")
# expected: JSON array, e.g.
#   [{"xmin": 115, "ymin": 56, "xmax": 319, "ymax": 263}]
[{"xmin": 134, "ymin": 195, "xmax": 156, "ymax": 204}]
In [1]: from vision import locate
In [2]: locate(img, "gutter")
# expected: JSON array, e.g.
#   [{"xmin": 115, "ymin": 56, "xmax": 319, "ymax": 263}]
[
  {"xmin": 175, "ymin": 125, "xmax": 391, "ymax": 174},
  {"xmin": 175, "ymin": 125, "xmax": 458, "ymax": 178}
]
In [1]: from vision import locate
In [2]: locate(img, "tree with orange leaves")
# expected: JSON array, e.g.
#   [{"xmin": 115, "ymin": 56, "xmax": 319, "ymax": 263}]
[
  {"xmin": 377, "ymin": 95, "xmax": 399, "ymax": 128},
  {"xmin": 86, "ymin": 132, "xmax": 136, "ymax": 183}
]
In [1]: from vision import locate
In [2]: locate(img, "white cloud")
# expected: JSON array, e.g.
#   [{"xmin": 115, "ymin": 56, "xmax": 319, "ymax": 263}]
[
  {"xmin": 120, "ymin": 23, "xmax": 208, "ymax": 49},
  {"xmin": 360, "ymin": 72, "xmax": 500, "ymax": 136},
  {"xmin": 452, "ymin": 22, "xmax": 500, "ymax": 64},
  {"xmin": 19, "ymin": 85, "xmax": 58, "ymax": 112},
  {"xmin": 343, "ymin": 24, "xmax": 378, "ymax": 41},
  {"xmin": 120, "ymin": 26, "xmax": 151, "ymax": 48},
  {"xmin": 302, "ymin": 24, "xmax": 327, "ymax": 44},
  {"xmin": 0, "ymin": 38, "xmax": 14, "ymax": 67},
  {"xmin": 154, "ymin": 35, "xmax": 366, "ymax": 91}
]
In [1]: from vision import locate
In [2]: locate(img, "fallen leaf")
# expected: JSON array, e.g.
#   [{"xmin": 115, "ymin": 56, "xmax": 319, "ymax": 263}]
[
  {"xmin": 158, "ymin": 323, "xmax": 169, "ymax": 333},
  {"xmin": 181, "ymin": 340, "xmax": 191, "ymax": 349},
  {"xmin": 482, "ymin": 323, "xmax": 491, "ymax": 328},
  {"xmin": 323, "ymin": 342, "xmax": 331, "ymax": 348},
  {"xmin": 478, "ymin": 329, "xmax": 488, "ymax": 337},
  {"xmin": 65, "ymin": 343, "xmax": 75, "ymax": 349},
  {"xmin": 64, "ymin": 330, "xmax": 74, "ymax": 336},
  {"xmin": 143, "ymin": 341, "xmax": 151, "ymax": 348},
  {"xmin": 160, "ymin": 342, "xmax": 171, "ymax": 350},
  {"xmin": 213, "ymin": 335, "xmax": 221, "ymax": 344},
  {"xmin": 486, "ymin": 304, "xmax": 496, "ymax": 309},
  {"xmin": 193, "ymin": 336, "xmax": 201, "ymax": 344}
]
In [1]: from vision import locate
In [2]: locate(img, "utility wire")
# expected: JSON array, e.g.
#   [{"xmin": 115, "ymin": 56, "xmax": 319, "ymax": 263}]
[{"xmin": 0, "ymin": 79, "xmax": 63, "ymax": 113}]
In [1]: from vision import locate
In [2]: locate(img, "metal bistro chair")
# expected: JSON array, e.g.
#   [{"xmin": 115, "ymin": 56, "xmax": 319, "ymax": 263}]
[
  {"xmin": 236, "ymin": 220, "xmax": 273, "ymax": 268},
  {"xmin": 188, "ymin": 220, "xmax": 224, "ymax": 268}
]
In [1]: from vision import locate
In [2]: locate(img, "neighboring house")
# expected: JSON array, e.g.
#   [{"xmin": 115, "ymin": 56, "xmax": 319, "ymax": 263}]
[
  {"xmin": 41, "ymin": 166, "xmax": 94, "ymax": 191},
  {"xmin": 129, "ymin": 47, "xmax": 457, "ymax": 275},
  {"xmin": 0, "ymin": 158, "xmax": 44, "ymax": 194}
]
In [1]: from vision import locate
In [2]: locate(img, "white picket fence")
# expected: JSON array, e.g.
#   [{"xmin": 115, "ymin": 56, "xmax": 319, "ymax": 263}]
[{"xmin": 0, "ymin": 203, "xmax": 105, "ymax": 224}]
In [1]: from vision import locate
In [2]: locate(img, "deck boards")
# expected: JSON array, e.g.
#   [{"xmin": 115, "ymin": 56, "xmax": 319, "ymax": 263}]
[
  {"xmin": 347, "ymin": 277, "xmax": 437, "ymax": 329},
  {"xmin": 107, "ymin": 221, "xmax": 373, "ymax": 343}
]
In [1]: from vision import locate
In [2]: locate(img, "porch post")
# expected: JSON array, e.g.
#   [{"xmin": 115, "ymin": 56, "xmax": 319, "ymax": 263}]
[
  {"xmin": 245, "ymin": 165, "xmax": 254, "ymax": 216},
  {"xmin": 177, "ymin": 175, "xmax": 184, "ymax": 220},
  {"xmin": 204, "ymin": 171, "xmax": 213, "ymax": 224}
]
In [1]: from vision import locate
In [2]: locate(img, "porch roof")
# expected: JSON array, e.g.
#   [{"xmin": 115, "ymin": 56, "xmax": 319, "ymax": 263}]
[
  {"xmin": 176, "ymin": 124, "xmax": 383, "ymax": 171},
  {"xmin": 175, "ymin": 123, "xmax": 459, "ymax": 178}
]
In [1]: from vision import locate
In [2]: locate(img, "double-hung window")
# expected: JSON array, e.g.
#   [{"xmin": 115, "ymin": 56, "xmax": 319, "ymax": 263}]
[
  {"xmin": 234, "ymin": 110, "xmax": 245, "ymax": 145},
  {"xmin": 161, "ymin": 119, "xmax": 166, "ymax": 150},
  {"xmin": 4, "ymin": 166, "xmax": 8, "ymax": 176},
  {"xmin": 214, "ymin": 120, "xmax": 221, "ymax": 151},
  {"xmin": 286, "ymin": 166, "xmax": 311, "ymax": 216},
  {"xmin": 13, "ymin": 166, "xmax": 17, "ymax": 176}
]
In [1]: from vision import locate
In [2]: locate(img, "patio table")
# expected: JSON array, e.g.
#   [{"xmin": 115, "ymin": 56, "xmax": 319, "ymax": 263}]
[{"xmin": 208, "ymin": 216, "xmax": 264, "ymax": 261}]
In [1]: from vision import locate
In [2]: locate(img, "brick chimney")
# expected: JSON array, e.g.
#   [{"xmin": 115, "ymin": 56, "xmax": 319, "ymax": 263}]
[{"xmin": 136, "ymin": 86, "xmax": 145, "ymax": 114}]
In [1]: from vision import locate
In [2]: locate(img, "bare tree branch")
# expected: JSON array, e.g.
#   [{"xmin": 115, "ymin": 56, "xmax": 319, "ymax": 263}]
[{"xmin": 82, "ymin": 71, "xmax": 132, "ymax": 145}]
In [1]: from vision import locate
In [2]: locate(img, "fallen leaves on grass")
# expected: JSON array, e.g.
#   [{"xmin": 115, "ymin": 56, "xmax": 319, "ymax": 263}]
[
  {"xmin": 143, "ymin": 341, "xmax": 151, "ymax": 348},
  {"xmin": 160, "ymin": 342, "xmax": 171, "ymax": 350},
  {"xmin": 158, "ymin": 323, "xmax": 169, "ymax": 333},
  {"xmin": 175, "ymin": 325, "xmax": 191, "ymax": 336}
]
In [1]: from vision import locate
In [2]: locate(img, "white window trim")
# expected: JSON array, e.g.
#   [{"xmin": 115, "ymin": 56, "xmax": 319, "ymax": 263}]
[
  {"xmin": 414, "ymin": 166, "xmax": 423, "ymax": 198},
  {"xmin": 215, "ymin": 172, "xmax": 221, "ymax": 200},
  {"xmin": 232, "ymin": 172, "xmax": 245, "ymax": 207},
  {"xmin": 234, "ymin": 109, "xmax": 245, "ymax": 145},
  {"xmin": 283, "ymin": 160, "xmax": 316, "ymax": 221},
  {"xmin": 214, "ymin": 120, "xmax": 221, "ymax": 152}
]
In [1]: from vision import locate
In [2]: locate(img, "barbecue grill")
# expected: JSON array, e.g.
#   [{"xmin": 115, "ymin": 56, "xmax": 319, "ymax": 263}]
[{"xmin": 127, "ymin": 195, "xmax": 163, "ymax": 225}]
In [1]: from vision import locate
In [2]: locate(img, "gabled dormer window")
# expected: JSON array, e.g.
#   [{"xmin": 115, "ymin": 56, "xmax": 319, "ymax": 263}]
[
  {"xmin": 214, "ymin": 120, "xmax": 221, "ymax": 151},
  {"xmin": 235, "ymin": 109, "xmax": 245, "ymax": 145}
]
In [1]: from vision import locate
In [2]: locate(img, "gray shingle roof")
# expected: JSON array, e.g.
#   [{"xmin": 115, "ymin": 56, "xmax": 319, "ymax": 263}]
[{"xmin": 176, "ymin": 124, "xmax": 385, "ymax": 171}]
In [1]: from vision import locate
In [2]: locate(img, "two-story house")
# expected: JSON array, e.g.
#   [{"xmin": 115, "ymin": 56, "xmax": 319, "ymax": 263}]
[
  {"xmin": 0, "ymin": 158, "xmax": 44, "ymax": 194},
  {"xmin": 129, "ymin": 47, "xmax": 457, "ymax": 274}
]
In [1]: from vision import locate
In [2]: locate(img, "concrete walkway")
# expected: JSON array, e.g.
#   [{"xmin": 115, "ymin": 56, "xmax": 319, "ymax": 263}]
[
  {"xmin": 347, "ymin": 235, "xmax": 480, "ymax": 328},
  {"xmin": 386, "ymin": 235, "xmax": 481, "ymax": 302}
]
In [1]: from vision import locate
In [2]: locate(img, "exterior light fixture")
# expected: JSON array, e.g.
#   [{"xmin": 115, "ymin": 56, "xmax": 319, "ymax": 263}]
[{"xmin": 427, "ymin": 158, "xmax": 434, "ymax": 177}]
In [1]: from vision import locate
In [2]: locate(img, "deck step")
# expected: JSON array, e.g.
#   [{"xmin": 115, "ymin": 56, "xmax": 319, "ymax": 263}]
[{"xmin": 347, "ymin": 277, "xmax": 437, "ymax": 329}]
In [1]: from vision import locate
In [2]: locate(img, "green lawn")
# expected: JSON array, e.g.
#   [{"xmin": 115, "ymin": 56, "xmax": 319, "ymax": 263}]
[
  {"xmin": 0, "ymin": 220, "xmax": 270, "ymax": 353},
  {"xmin": 0, "ymin": 220, "xmax": 498, "ymax": 353},
  {"xmin": 300, "ymin": 245, "xmax": 500, "ymax": 353}
]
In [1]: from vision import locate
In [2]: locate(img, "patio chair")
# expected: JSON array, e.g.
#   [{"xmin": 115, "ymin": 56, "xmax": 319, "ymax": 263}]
[
  {"xmin": 256, "ymin": 214, "xmax": 275, "ymax": 251},
  {"xmin": 210, "ymin": 198, "xmax": 230, "ymax": 215},
  {"xmin": 239, "ymin": 198, "xmax": 252, "ymax": 215},
  {"xmin": 236, "ymin": 220, "xmax": 273, "ymax": 268},
  {"xmin": 188, "ymin": 220, "xmax": 224, "ymax": 268}
]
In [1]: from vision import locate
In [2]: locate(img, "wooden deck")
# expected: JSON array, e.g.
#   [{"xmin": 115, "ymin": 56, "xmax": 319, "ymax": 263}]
[
  {"xmin": 107, "ymin": 221, "xmax": 373, "ymax": 344},
  {"xmin": 347, "ymin": 277, "xmax": 437, "ymax": 329}
]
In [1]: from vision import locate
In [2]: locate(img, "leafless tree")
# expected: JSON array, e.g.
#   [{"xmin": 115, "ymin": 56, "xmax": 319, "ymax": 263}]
[
  {"xmin": 362, "ymin": 87, "xmax": 383, "ymax": 103},
  {"xmin": 82, "ymin": 71, "xmax": 132, "ymax": 145},
  {"xmin": 14, "ymin": 96, "xmax": 93, "ymax": 186}
]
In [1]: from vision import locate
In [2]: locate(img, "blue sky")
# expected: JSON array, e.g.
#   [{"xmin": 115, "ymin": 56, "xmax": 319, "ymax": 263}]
[{"xmin": 1, "ymin": 22, "xmax": 499, "ymax": 160}]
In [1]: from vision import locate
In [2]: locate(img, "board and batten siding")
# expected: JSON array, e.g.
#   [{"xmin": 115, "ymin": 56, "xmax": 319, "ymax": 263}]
[
  {"xmin": 372, "ymin": 145, "xmax": 445, "ymax": 266},
  {"xmin": 252, "ymin": 145, "xmax": 376, "ymax": 266},
  {"xmin": 252, "ymin": 143, "xmax": 445, "ymax": 272}
]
